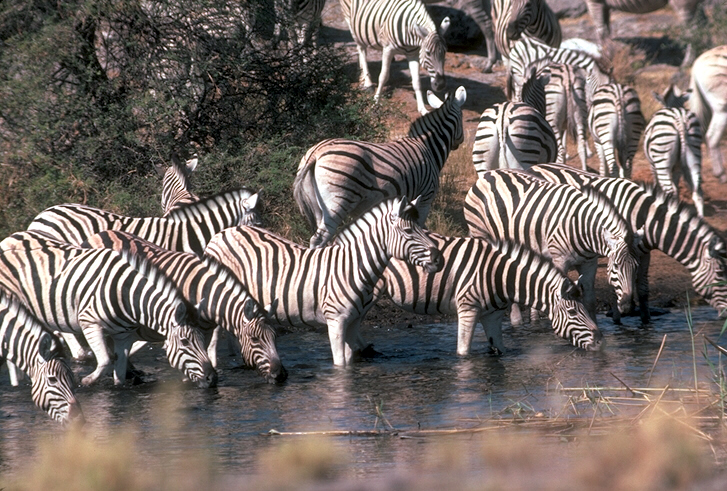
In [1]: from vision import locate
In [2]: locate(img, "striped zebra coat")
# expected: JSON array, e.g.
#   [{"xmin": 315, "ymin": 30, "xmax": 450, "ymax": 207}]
[
  {"xmin": 0, "ymin": 289, "xmax": 83, "ymax": 425},
  {"xmin": 81, "ymin": 231, "xmax": 287, "ymax": 384},
  {"xmin": 528, "ymin": 163, "xmax": 727, "ymax": 323},
  {"xmin": 464, "ymin": 169, "xmax": 640, "ymax": 324},
  {"xmin": 643, "ymin": 98, "xmax": 703, "ymax": 217},
  {"xmin": 294, "ymin": 87, "xmax": 465, "ymax": 248},
  {"xmin": 161, "ymin": 154, "xmax": 199, "ymax": 216},
  {"xmin": 689, "ymin": 45, "xmax": 727, "ymax": 183},
  {"xmin": 340, "ymin": 0, "xmax": 450, "ymax": 115},
  {"xmin": 26, "ymin": 187, "xmax": 260, "ymax": 255},
  {"xmin": 492, "ymin": 0, "xmax": 562, "ymax": 61},
  {"xmin": 589, "ymin": 82, "xmax": 645, "ymax": 178},
  {"xmin": 375, "ymin": 235, "xmax": 602, "ymax": 353},
  {"xmin": 0, "ymin": 231, "xmax": 216, "ymax": 387},
  {"xmin": 545, "ymin": 62, "xmax": 590, "ymax": 170},
  {"xmin": 205, "ymin": 197, "xmax": 443, "ymax": 367}
]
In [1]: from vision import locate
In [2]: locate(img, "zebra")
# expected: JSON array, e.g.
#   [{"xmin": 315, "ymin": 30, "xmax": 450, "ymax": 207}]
[
  {"xmin": 544, "ymin": 62, "xmax": 590, "ymax": 170},
  {"xmin": 492, "ymin": 0, "xmax": 562, "ymax": 62},
  {"xmin": 528, "ymin": 163, "xmax": 727, "ymax": 323},
  {"xmin": 644, "ymin": 87, "xmax": 704, "ymax": 217},
  {"xmin": 161, "ymin": 154, "xmax": 199, "ymax": 216},
  {"xmin": 0, "ymin": 231, "xmax": 217, "ymax": 387},
  {"xmin": 374, "ymin": 234, "xmax": 602, "ymax": 353},
  {"xmin": 80, "ymin": 231, "xmax": 287, "ymax": 383},
  {"xmin": 463, "ymin": 169, "xmax": 640, "ymax": 324},
  {"xmin": 588, "ymin": 81, "xmax": 645, "ymax": 178},
  {"xmin": 274, "ymin": 0, "xmax": 326, "ymax": 46},
  {"xmin": 0, "ymin": 289, "xmax": 84, "ymax": 425},
  {"xmin": 293, "ymin": 86, "xmax": 465, "ymax": 248},
  {"xmin": 26, "ymin": 187, "xmax": 261, "ymax": 255},
  {"xmin": 339, "ymin": 0, "xmax": 450, "ymax": 115},
  {"xmin": 204, "ymin": 196, "xmax": 443, "ymax": 367},
  {"xmin": 472, "ymin": 61, "xmax": 557, "ymax": 174},
  {"xmin": 689, "ymin": 44, "xmax": 727, "ymax": 183}
]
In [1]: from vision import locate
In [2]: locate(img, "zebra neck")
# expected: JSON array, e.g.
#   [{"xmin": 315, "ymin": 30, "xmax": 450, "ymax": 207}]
[
  {"xmin": 334, "ymin": 221, "xmax": 391, "ymax": 280},
  {"xmin": 408, "ymin": 108, "xmax": 460, "ymax": 168},
  {"xmin": 0, "ymin": 302, "xmax": 43, "ymax": 376}
]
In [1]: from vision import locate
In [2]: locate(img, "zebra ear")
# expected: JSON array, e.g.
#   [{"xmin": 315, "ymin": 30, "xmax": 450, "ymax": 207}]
[
  {"xmin": 264, "ymin": 299, "xmax": 279, "ymax": 319},
  {"xmin": 245, "ymin": 193, "xmax": 259, "ymax": 210},
  {"xmin": 243, "ymin": 297, "xmax": 257, "ymax": 320},
  {"xmin": 454, "ymin": 86, "xmax": 467, "ymax": 107},
  {"xmin": 563, "ymin": 277, "xmax": 584, "ymax": 301},
  {"xmin": 38, "ymin": 333, "xmax": 56, "ymax": 363},
  {"xmin": 427, "ymin": 90, "xmax": 444, "ymax": 109},
  {"xmin": 413, "ymin": 24, "xmax": 430, "ymax": 40},
  {"xmin": 633, "ymin": 227, "xmax": 645, "ymax": 249},
  {"xmin": 652, "ymin": 89, "xmax": 666, "ymax": 106},
  {"xmin": 710, "ymin": 237, "xmax": 727, "ymax": 259},
  {"xmin": 185, "ymin": 154, "xmax": 198, "ymax": 172},
  {"xmin": 439, "ymin": 17, "xmax": 450, "ymax": 36},
  {"xmin": 393, "ymin": 195, "xmax": 411, "ymax": 219}
]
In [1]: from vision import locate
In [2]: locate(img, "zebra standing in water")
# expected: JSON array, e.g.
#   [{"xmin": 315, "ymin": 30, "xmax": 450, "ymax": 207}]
[
  {"xmin": 463, "ymin": 169, "xmax": 640, "ymax": 324},
  {"xmin": 26, "ymin": 187, "xmax": 261, "ymax": 255},
  {"xmin": 205, "ymin": 196, "xmax": 443, "ymax": 367},
  {"xmin": 472, "ymin": 61, "xmax": 557, "ymax": 174},
  {"xmin": 339, "ymin": 0, "xmax": 450, "ymax": 115},
  {"xmin": 528, "ymin": 163, "xmax": 727, "ymax": 323},
  {"xmin": 374, "ymin": 235, "xmax": 602, "ymax": 353},
  {"xmin": 81, "ymin": 230, "xmax": 287, "ymax": 384},
  {"xmin": 161, "ymin": 154, "xmax": 199, "ymax": 216},
  {"xmin": 0, "ymin": 231, "xmax": 217, "ymax": 387},
  {"xmin": 689, "ymin": 45, "xmax": 727, "ymax": 183},
  {"xmin": 294, "ymin": 87, "xmax": 465, "ymax": 248},
  {"xmin": 588, "ymin": 81, "xmax": 645, "ymax": 178},
  {"xmin": 0, "ymin": 289, "xmax": 84, "ymax": 425},
  {"xmin": 644, "ymin": 85, "xmax": 704, "ymax": 217},
  {"xmin": 492, "ymin": 0, "xmax": 562, "ymax": 63}
]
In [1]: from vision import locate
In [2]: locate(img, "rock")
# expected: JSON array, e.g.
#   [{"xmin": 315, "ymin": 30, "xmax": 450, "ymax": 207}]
[
  {"xmin": 427, "ymin": 5, "xmax": 484, "ymax": 51},
  {"xmin": 546, "ymin": 0, "xmax": 588, "ymax": 19}
]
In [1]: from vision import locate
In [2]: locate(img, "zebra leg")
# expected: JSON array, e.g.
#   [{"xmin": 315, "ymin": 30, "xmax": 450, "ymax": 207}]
[
  {"xmin": 575, "ymin": 259, "xmax": 600, "ymax": 325},
  {"xmin": 406, "ymin": 56, "xmax": 429, "ymax": 115},
  {"xmin": 80, "ymin": 324, "xmax": 114, "ymax": 386},
  {"xmin": 479, "ymin": 310, "xmax": 506, "ymax": 355},
  {"xmin": 637, "ymin": 251, "xmax": 651, "ymax": 325},
  {"xmin": 206, "ymin": 327, "xmax": 221, "ymax": 369},
  {"xmin": 374, "ymin": 46, "xmax": 396, "ymax": 104},
  {"xmin": 355, "ymin": 43, "xmax": 374, "ymax": 90},
  {"xmin": 6, "ymin": 361, "xmax": 24, "ymax": 387},
  {"xmin": 112, "ymin": 334, "xmax": 137, "ymax": 386},
  {"xmin": 456, "ymin": 306, "xmax": 480, "ymax": 356},
  {"xmin": 62, "ymin": 332, "xmax": 88, "ymax": 360},
  {"xmin": 585, "ymin": 0, "xmax": 611, "ymax": 43},
  {"xmin": 327, "ymin": 319, "xmax": 348, "ymax": 367},
  {"xmin": 706, "ymin": 113, "xmax": 727, "ymax": 182},
  {"xmin": 509, "ymin": 304, "xmax": 525, "ymax": 327}
]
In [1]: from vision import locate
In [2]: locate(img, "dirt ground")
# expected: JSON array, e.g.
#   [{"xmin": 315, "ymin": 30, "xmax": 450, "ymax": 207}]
[{"xmin": 318, "ymin": 3, "xmax": 727, "ymax": 326}]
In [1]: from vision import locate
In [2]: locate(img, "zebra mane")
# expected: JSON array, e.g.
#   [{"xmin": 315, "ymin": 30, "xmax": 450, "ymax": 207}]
[
  {"xmin": 578, "ymin": 185, "xmax": 632, "ymax": 235},
  {"xmin": 407, "ymin": 92, "xmax": 458, "ymax": 138},
  {"xmin": 0, "ymin": 289, "xmax": 64, "ymax": 362},
  {"xmin": 165, "ymin": 186, "xmax": 258, "ymax": 217},
  {"xmin": 637, "ymin": 180, "xmax": 706, "ymax": 227}
]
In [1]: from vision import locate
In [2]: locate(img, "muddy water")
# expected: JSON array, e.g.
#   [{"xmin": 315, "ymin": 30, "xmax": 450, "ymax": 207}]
[{"xmin": 1, "ymin": 306, "xmax": 725, "ymax": 480}]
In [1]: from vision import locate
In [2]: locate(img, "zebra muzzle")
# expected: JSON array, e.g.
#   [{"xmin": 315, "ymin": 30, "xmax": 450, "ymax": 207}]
[
  {"xmin": 423, "ymin": 247, "xmax": 444, "ymax": 273},
  {"xmin": 430, "ymin": 75, "xmax": 446, "ymax": 92}
]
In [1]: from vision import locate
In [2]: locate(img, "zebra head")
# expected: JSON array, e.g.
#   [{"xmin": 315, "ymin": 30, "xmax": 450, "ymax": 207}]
[
  {"xmin": 30, "ymin": 334, "xmax": 84, "ymax": 426},
  {"xmin": 239, "ymin": 190, "xmax": 262, "ymax": 227},
  {"xmin": 424, "ymin": 86, "xmax": 466, "ymax": 150},
  {"xmin": 604, "ymin": 228, "xmax": 640, "ymax": 316},
  {"xmin": 166, "ymin": 303, "xmax": 218, "ymax": 388},
  {"xmin": 386, "ymin": 196, "xmax": 443, "ymax": 273},
  {"xmin": 652, "ymin": 84, "xmax": 690, "ymax": 109},
  {"xmin": 235, "ymin": 298, "xmax": 287, "ymax": 384},
  {"xmin": 414, "ymin": 17, "xmax": 449, "ymax": 93},
  {"xmin": 694, "ymin": 235, "xmax": 727, "ymax": 316},
  {"xmin": 551, "ymin": 277, "xmax": 603, "ymax": 351}
]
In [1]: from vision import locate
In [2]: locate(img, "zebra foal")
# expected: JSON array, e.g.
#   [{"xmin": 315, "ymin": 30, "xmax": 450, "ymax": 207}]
[
  {"xmin": 0, "ymin": 231, "xmax": 217, "ymax": 387},
  {"xmin": 528, "ymin": 163, "xmax": 727, "ymax": 323},
  {"xmin": 81, "ymin": 231, "xmax": 287, "ymax": 383},
  {"xmin": 464, "ymin": 169, "xmax": 640, "ymax": 324},
  {"xmin": 340, "ymin": 0, "xmax": 450, "ymax": 115},
  {"xmin": 294, "ymin": 87, "xmax": 465, "ymax": 248},
  {"xmin": 376, "ymin": 235, "xmax": 602, "ymax": 353},
  {"xmin": 644, "ymin": 86, "xmax": 704, "ymax": 217},
  {"xmin": 205, "ymin": 196, "xmax": 443, "ymax": 367},
  {"xmin": 0, "ymin": 289, "xmax": 84, "ymax": 425}
]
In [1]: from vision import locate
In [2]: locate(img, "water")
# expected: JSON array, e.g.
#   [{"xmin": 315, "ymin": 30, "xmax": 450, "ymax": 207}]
[{"xmin": 1, "ymin": 306, "xmax": 726, "ymax": 481}]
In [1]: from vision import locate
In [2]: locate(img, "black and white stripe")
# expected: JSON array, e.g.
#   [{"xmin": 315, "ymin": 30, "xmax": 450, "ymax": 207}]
[
  {"xmin": 492, "ymin": 0, "xmax": 562, "ymax": 60},
  {"xmin": 161, "ymin": 154, "xmax": 199, "ymax": 216},
  {"xmin": 0, "ymin": 289, "xmax": 83, "ymax": 425},
  {"xmin": 81, "ymin": 231, "xmax": 287, "ymax": 383},
  {"xmin": 528, "ymin": 163, "xmax": 727, "ymax": 322},
  {"xmin": 588, "ymin": 81, "xmax": 645, "ymax": 178},
  {"xmin": 0, "ymin": 231, "xmax": 217, "ymax": 387},
  {"xmin": 205, "ymin": 196, "xmax": 443, "ymax": 367},
  {"xmin": 376, "ymin": 234, "xmax": 602, "ymax": 352},
  {"xmin": 340, "ymin": 0, "xmax": 450, "ymax": 115},
  {"xmin": 463, "ymin": 169, "xmax": 640, "ymax": 323},
  {"xmin": 26, "ymin": 188, "xmax": 261, "ymax": 255},
  {"xmin": 293, "ymin": 87, "xmax": 465, "ymax": 248}
]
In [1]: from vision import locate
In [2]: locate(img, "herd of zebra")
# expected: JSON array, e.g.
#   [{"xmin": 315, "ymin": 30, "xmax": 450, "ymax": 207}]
[{"xmin": 3, "ymin": 0, "xmax": 727, "ymax": 431}]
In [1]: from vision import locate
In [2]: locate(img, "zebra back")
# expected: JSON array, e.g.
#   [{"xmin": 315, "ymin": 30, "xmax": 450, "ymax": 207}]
[
  {"xmin": 161, "ymin": 154, "xmax": 199, "ymax": 216},
  {"xmin": 27, "ymin": 187, "xmax": 260, "ymax": 255},
  {"xmin": 81, "ymin": 230, "xmax": 286, "ymax": 383}
]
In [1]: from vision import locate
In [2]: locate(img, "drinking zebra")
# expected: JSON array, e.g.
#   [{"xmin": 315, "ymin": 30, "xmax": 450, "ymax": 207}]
[
  {"xmin": 0, "ymin": 289, "xmax": 84, "ymax": 425},
  {"xmin": 463, "ymin": 169, "xmax": 640, "ymax": 324},
  {"xmin": 339, "ymin": 0, "xmax": 450, "ymax": 115},
  {"xmin": 644, "ymin": 86, "xmax": 704, "ymax": 217},
  {"xmin": 161, "ymin": 154, "xmax": 199, "ymax": 216},
  {"xmin": 26, "ymin": 187, "xmax": 261, "ymax": 255},
  {"xmin": 374, "ymin": 235, "xmax": 602, "ymax": 353},
  {"xmin": 492, "ymin": 0, "xmax": 562, "ymax": 61},
  {"xmin": 294, "ymin": 87, "xmax": 465, "ymax": 248},
  {"xmin": 689, "ymin": 45, "xmax": 727, "ymax": 183},
  {"xmin": 588, "ymin": 81, "xmax": 645, "ymax": 178},
  {"xmin": 528, "ymin": 163, "xmax": 727, "ymax": 323},
  {"xmin": 0, "ymin": 231, "xmax": 217, "ymax": 387},
  {"xmin": 472, "ymin": 62, "xmax": 557, "ymax": 174},
  {"xmin": 205, "ymin": 196, "xmax": 443, "ymax": 367},
  {"xmin": 81, "ymin": 231, "xmax": 287, "ymax": 383}
]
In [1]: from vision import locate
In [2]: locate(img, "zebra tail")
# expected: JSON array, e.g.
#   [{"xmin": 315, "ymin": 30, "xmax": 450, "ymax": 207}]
[
  {"xmin": 689, "ymin": 73, "xmax": 712, "ymax": 135},
  {"xmin": 292, "ymin": 148, "xmax": 319, "ymax": 229}
]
